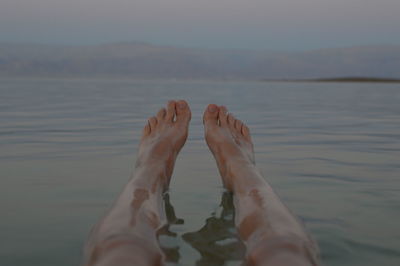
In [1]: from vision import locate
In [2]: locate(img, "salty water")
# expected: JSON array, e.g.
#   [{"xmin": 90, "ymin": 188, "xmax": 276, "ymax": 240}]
[{"xmin": 1, "ymin": 78, "xmax": 400, "ymax": 266}]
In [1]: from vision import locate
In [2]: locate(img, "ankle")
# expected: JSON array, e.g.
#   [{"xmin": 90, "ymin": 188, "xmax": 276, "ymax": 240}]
[
  {"xmin": 224, "ymin": 162, "xmax": 265, "ymax": 193},
  {"xmin": 225, "ymin": 157, "xmax": 256, "ymax": 176},
  {"xmin": 132, "ymin": 161, "xmax": 172, "ymax": 189}
]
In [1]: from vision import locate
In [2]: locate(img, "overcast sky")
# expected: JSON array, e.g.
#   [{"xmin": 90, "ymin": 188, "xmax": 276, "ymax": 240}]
[{"xmin": 1, "ymin": 0, "xmax": 399, "ymax": 50}]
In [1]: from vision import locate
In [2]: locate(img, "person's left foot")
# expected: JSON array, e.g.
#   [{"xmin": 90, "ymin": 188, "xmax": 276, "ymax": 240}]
[{"xmin": 136, "ymin": 100, "xmax": 191, "ymax": 186}]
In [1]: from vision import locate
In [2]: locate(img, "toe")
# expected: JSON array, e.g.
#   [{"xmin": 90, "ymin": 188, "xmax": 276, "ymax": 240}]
[
  {"xmin": 242, "ymin": 124, "xmax": 251, "ymax": 141},
  {"xmin": 175, "ymin": 100, "xmax": 191, "ymax": 124},
  {"xmin": 218, "ymin": 106, "xmax": 228, "ymax": 127},
  {"xmin": 165, "ymin": 100, "xmax": 176, "ymax": 122},
  {"xmin": 148, "ymin": 116, "xmax": 157, "ymax": 131},
  {"xmin": 157, "ymin": 108, "xmax": 166, "ymax": 121},
  {"xmin": 142, "ymin": 123, "xmax": 151, "ymax": 137},
  {"xmin": 234, "ymin": 119, "xmax": 243, "ymax": 133},
  {"xmin": 227, "ymin": 114, "xmax": 235, "ymax": 130},
  {"xmin": 203, "ymin": 104, "xmax": 219, "ymax": 128}
]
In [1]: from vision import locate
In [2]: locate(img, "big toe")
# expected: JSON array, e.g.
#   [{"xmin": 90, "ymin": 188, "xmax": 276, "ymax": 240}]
[
  {"xmin": 175, "ymin": 100, "xmax": 191, "ymax": 125},
  {"xmin": 203, "ymin": 104, "xmax": 219, "ymax": 128}
]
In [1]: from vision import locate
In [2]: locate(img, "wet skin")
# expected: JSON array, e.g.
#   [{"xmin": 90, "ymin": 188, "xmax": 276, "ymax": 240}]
[
  {"xmin": 83, "ymin": 101, "xmax": 319, "ymax": 266},
  {"xmin": 83, "ymin": 100, "xmax": 191, "ymax": 266},
  {"xmin": 203, "ymin": 104, "xmax": 319, "ymax": 266}
]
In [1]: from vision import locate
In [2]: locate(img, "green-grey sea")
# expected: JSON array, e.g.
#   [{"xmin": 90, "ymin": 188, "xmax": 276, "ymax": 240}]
[{"xmin": 1, "ymin": 78, "xmax": 399, "ymax": 266}]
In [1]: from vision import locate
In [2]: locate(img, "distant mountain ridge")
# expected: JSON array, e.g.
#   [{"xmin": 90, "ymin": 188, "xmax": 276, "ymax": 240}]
[{"xmin": 0, "ymin": 42, "xmax": 399, "ymax": 80}]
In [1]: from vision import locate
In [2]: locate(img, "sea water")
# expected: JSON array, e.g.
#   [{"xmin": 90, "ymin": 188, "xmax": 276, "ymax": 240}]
[{"xmin": 1, "ymin": 78, "xmax": 399, "ymax": 266}]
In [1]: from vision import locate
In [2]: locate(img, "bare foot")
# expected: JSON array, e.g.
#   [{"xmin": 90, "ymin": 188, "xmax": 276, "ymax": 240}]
[
  {"xmin": 203, "ymin": 105, "xmax": 320, "ymax": 266},
  {"xmin": 137, "ymin": 100, "xmax": 191, "ymax": 188},
  {"xmin": 203, "ymin": 104, "xmax": 254, "ymax": 190},
  {"xmin": 84, "ymin": 100, "xmax": 191, "ymax": 266}
]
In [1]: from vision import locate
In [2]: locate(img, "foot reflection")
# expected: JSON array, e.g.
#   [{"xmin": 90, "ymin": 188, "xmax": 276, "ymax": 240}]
[
  {"xmin": 158, "ymin": 193, "xmax": 184, "ymax": 263},
  {"xmin": 182, "ymin": 192, "xmax": 246, "ymax": 266}
]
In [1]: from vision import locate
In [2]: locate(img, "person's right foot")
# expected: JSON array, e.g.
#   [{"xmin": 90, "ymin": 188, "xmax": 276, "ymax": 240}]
[
  {"xmin": 137, "ymin": 100, "xmax": 191, "ymax": 188},
  {"xmin": 203, "ymin": 104, "xmax": 255, "ymax": 190}
]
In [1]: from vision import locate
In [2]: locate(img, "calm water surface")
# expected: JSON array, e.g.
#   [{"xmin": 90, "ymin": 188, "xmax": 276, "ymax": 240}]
[{"xmin": 1, "ymin": 78, "xmax": 399, "ymax": 266}]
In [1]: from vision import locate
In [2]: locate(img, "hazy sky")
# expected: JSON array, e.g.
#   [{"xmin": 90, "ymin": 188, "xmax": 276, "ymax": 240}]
[{"xmin": 1, "ymin": 0, "xmax": 399, "ymax": 50}]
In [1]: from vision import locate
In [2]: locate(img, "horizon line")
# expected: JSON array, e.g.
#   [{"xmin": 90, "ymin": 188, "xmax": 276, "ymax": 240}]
[{"xmin": 0, "ymin": 40, "xmax": 399, "ymax": 53}]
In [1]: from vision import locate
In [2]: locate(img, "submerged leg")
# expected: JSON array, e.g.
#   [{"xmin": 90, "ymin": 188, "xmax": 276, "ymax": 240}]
[
  {"xmin": 182, "ymin": 191, "xmax": 246, "ymax": 265},
  {"xmin": 203, "ymin": 104, "xmax": 319, "ymax": 266},
  {"xmin": 83, "ymin": 100, "xmax": 191, "ymax": 266}
]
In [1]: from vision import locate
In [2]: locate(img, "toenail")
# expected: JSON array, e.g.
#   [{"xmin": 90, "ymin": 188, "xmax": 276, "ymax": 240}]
[
  {"xmin": 177, "ymin": 101, "xmax": 187, "ymax": 109},
  {"xmin": 208, "ymin": 105, "xmax": 217, "ymax": 112}
]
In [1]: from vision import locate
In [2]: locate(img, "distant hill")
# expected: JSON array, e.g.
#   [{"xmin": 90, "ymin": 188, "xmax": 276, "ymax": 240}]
[
  {"xmin": 0, "ymin": 42, "xmax": 399, "ymax": 80},
  {"xmin": 311, "ymin": 77, "xmax": 400, "ymax": 83}
]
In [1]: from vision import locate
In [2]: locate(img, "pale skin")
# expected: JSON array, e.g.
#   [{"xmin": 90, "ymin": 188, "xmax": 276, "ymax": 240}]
[{"xmin": 83, "ymin": 100, "xmax": 319, "ymax": 266}]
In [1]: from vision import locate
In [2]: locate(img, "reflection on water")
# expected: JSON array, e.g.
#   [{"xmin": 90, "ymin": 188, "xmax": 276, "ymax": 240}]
[
  {"xmin": 159, "ymin": 192, "xmax": 245, "ymax": 266},
  {"xmin": 159, "ymin": 193, "xmax": 185, "ymax": 263},
  {"xmin": 182, "ymin": 192, "xmax": 245, "ymax": 266}
]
